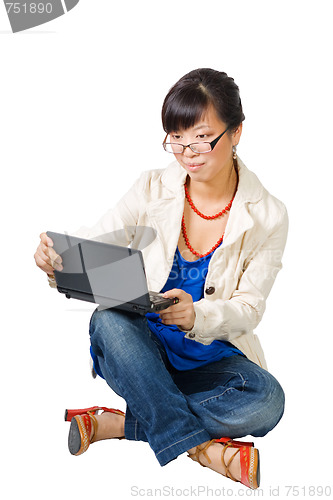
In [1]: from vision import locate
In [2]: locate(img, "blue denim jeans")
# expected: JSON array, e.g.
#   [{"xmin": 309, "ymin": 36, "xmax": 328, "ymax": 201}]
[{"xmin": 89, "ymin": 308, "xmax": 285, "ymax": 466}]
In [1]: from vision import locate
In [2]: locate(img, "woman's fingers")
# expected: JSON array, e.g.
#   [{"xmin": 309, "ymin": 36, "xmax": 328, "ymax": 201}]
[
  {"xmin": 159, "ymin": 289, "xmax": 195, "ymax": 330},
  {"xmin": 34, "ymin": 232, "xmax": 62, "ymax": 273}
]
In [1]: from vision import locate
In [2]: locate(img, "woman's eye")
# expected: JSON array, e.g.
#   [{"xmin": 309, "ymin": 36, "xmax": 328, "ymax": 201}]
[
  {"xmin": 197, "ymin": 134, "xmax": 208, "ymax": 139},
  {"xmin": 172, "ymin": 135, "xmax": 181, "ymax": 141}
]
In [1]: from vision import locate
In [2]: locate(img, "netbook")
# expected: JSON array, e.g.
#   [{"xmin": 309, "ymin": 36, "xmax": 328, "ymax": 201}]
[{"xmin": 47, "ymin": 231, "xmax": 178, "ymax": 314}]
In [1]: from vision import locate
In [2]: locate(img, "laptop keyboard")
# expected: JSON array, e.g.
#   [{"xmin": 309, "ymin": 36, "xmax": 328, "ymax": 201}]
[{"xmin": 149, "ymin": 292, "xmax": 167, "ymax": 304}]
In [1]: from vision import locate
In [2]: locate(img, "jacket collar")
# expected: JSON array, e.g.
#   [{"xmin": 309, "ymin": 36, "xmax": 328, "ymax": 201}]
[{"xmin": 160, "ymin": 158, "xmax": 263, "ymax": 203}]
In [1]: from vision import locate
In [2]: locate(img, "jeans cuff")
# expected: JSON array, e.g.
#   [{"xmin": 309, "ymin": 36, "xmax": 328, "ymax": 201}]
[
  {"xmin": 155, "ymin": 429, "xmax": 211, "ymax": 466},
  {"xmin": 125, "ymin": 417, "xmax": 148, "ymax": 443}
]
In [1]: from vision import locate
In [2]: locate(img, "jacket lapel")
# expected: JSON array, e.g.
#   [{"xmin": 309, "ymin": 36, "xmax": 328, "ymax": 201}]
[
  {"xmin": 145, "ymin": 193, "xmax": 184, "ymax": 257},
  {"xmin": 222, "ymin": 202, "xmax": 254, "ymax": 249},
  {"xmin": 222, "ymin": 158, "xmax": 263, "ymax": 248}
]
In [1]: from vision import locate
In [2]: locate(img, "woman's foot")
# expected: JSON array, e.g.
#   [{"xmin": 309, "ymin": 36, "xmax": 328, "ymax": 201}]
[
  {"xmin": 187, "ymin": 439, "xmax": 259, "ymax": 489},
  {"xmin": 66, "ymin": 407, "xmax": 125, "ymax": 456},
  {"xmin": 90, "ymin": 410, "xmax": 125, "ymax": 442},
  {"xmin": 188, "ymin": 441, "xmax": 241, "ymax": 480}
]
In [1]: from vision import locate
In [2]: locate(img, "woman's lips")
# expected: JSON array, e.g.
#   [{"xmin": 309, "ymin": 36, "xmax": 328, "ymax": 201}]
[{"xmin": 184, "ymin": 163, "xmax": 204, "ymax": 172}]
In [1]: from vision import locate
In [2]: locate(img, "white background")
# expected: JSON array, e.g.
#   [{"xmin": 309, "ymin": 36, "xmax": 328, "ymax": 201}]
[{"xmin": 1, "ymin": 1, "xmax": 332, "ymax": 498}]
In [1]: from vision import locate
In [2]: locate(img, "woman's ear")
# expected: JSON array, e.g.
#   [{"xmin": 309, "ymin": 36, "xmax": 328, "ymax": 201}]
[{"xmin": 232, "ymin": 123, "xmax": 243, "ymax": 146}]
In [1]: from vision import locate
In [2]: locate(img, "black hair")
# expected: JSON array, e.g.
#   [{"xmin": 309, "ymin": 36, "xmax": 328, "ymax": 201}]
[{"xmin": 162, "ymin": 68, "xmax": 245, "ymax": 134}]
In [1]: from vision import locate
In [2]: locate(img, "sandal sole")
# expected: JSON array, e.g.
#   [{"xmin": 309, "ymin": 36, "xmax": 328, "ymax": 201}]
[
  {"xmin": 68, "ymin": 417, "xmax": 83, "ymax": 455},
  {"xmin": 256, "ymin": 449, "xmax": 260, "ymax": 488},
  {"xmin": 249, "ymin": 447, "xmax": 260, "ymax": 489}
]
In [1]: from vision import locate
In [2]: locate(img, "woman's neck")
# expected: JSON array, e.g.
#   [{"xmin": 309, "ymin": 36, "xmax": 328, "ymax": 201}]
[{"xmin": 186, "ymin": 161, "xmax": 238, "ymax": 204}]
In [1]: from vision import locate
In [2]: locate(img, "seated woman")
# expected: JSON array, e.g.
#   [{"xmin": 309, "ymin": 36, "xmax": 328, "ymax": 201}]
[{"xmin": 34, "ymin": 68, "xmax": 288, "ymax": 490}]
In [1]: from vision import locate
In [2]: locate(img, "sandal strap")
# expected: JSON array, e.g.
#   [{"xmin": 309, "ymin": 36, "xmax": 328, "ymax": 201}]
[
  {"xmin": 65, "ymin": 406, "xmax": 125, "ymax": 422},
  {"xmin": 86, "ymin": 412, "xmax": 98, "ymax": 443},
  {"xmin": 221, "ymin": 442, "xmax": 260, "ymax": 489},
  {"xmin": 221, "ymin": 442, "xmax": 240, "ymax": 482},
  {"xmin": 187, "ymin": 439, "xmax": 215, "ymax": 466},
  {"xmin": 215, "ymin": 437, "xmax": 254, "ymax": 447},
  {"xmin": 93, "ymin": 407, "xmax": 125, "ymax": 416}
]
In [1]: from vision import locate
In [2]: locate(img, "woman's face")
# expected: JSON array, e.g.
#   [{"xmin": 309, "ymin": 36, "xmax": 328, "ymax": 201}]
[{"xmin": 168, "ymin": 105, "xmax": 242, "ymax": 184}]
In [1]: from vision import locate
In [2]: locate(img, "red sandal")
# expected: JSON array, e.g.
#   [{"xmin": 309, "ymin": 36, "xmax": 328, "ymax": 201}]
[
  {"xmin": 188, "ymin": 437, "xmax": 260, "ymax": 490},
  {"xmin": 65, "ymin": 406, "xmax": 125, "ymax": 456}
]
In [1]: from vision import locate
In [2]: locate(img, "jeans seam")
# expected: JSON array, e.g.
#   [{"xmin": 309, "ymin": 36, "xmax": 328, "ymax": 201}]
[
  {"xmin": 149, "ymin": 327, "xmax": 171, "ymax": 370},
  {"xmin": 199, "ymin": 387, "xmax": 234, "ymax": 405},
  {"xmin": 156, "ymin": 429, "xmax": 207, "ymax": 457},
  {"xmin": 198, "ymin": 373, "xmax": 247, "ymax": 405},
  {"xmin": 151, "ymin": 337, "xmax": 167, "ymax": 366},
  {"xmin": 196, "ymin": 370, "xmax": 243, "ymax": 376}
]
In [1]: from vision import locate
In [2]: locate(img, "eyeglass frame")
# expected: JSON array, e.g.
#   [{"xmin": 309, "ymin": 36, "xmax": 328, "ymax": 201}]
[{"xmin": 163, "ymin": 126, "xmax": 230, "ymax": 154}]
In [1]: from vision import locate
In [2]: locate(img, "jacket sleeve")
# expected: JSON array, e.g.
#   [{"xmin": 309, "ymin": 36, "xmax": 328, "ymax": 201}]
[{"xmin": 186, "ymin": 206, "xmax": 289, "ymax": 345}]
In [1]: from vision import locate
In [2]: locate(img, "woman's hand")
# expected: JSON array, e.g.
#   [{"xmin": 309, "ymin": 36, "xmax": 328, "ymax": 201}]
[
  {"xmin": 34, "ymin": 232, "xmax": 63, "ymax": 275},
  {"xmin": 159, "ymin": 289, "xmax": 196, "ymax": 331}
]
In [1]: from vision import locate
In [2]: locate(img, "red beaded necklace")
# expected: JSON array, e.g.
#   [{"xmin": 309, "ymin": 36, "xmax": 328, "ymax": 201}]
[
  {"xmin": 184, "ymin": 183, "xmax": 235, "ymax": 219},
  {"xmin": 182, "ymin": 183, "xmax": 236, "ymax": 258}
]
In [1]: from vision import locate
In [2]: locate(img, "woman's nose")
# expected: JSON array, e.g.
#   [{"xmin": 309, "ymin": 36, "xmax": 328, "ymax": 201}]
[{"xmin": 183, "ymin": 145, "xmax": 199, "ymax": 158}]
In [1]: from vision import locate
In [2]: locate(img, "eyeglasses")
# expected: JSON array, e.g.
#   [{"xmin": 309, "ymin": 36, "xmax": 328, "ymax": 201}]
[{"xmin": 163, "ymin": 127, "xmax": 229, "ymax": 154}]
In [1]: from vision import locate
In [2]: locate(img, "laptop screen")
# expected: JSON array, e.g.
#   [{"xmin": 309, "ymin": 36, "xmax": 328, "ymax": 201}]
[{"xmin": 48, "ymin": 232, "xmax": 150, "ymax": 307}]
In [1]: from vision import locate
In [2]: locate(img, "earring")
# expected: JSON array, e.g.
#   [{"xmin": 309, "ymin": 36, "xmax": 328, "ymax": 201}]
[{"xmin": 232, "ymin": 146, "xmax": 237, "ymax": 160}]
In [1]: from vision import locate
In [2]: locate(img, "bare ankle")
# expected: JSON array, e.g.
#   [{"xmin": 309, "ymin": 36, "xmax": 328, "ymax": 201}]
[
  {"xmin": 92, "ymin": 412, "xmax": 125, "ymax": 441},
  {"xmin": 187, "ymin": 441, "xmax": 209, "ymax": 456}
]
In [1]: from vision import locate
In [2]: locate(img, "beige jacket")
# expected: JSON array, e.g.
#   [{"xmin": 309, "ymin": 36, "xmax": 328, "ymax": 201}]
[{"xmin": 66, "ymin": 158, "xmax": 288, "ymax": 370}]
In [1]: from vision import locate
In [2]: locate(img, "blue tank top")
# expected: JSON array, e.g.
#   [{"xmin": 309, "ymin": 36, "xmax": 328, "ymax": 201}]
[{"xmin": 146, "ymin": 246, "xmax": 243, "ymax": 371}]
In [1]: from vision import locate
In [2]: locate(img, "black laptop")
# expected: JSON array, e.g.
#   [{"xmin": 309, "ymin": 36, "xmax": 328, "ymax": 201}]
[{"xmin": 47, "ymin": 231, "xmax": 178, "ymax": 314}]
